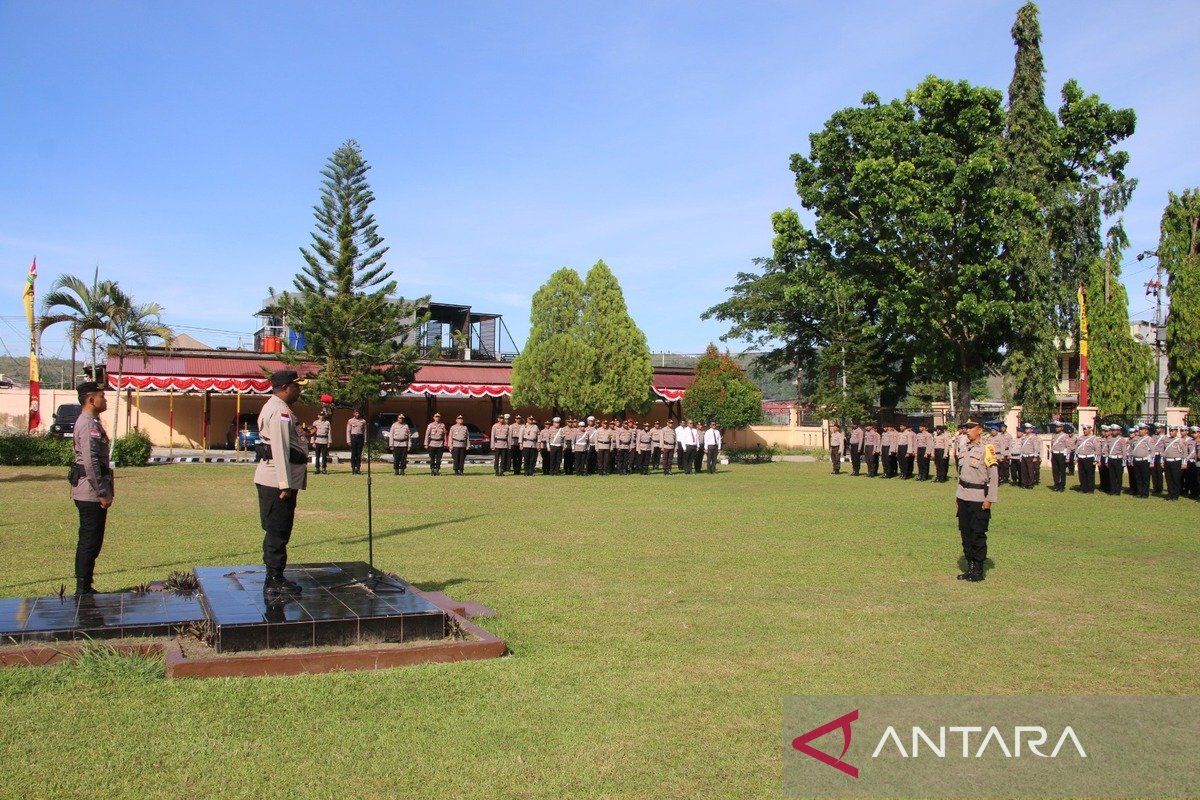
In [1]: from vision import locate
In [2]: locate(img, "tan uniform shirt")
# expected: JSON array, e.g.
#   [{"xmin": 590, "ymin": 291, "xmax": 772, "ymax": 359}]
[
  {"xmin": 312, "ymin": 418, "xmax": 331, "ymax": 444},
  {"xmin": 520, "ymin": 423, "xmax": 540, "ymax": 447},
  {"xmin": 490, "ymin": 422, "xmax": 510, "ymax": 448},
  {"xmin": 636, "ymin": 430, "xmax": 653, "ymax": 452},
  {"xmin": 1163, "ymin": 435, "xmax": 1186, "ymax": 460},
  {"xmin": 863, "ymin": 430, "xmax": 880, "ymax": 452},
  {"xmin": 849, "ymin": 427, "xmax": 864, "ymax": 447},
  {"xmin": 955, "ymin": 440, "xmax": 999, "ymax": 503},
  {"xmin": 594, "ymin": 428, "xmax": 613, "ymax": 450},
  {"xmin": 1075, "ymin": 434, "xmax": 1098, "ymax": 457},
  {"xmin": 71, "ymin": 410, "xmax": 113, "ymax": 502},
  {"xmin": 346, "ymin": 417, "xmax": 366, "ymax": 440},
  {"xmin": 660, "ymin": 427, "xmax": 676, "ymax": 448},
  {"xmin": 253, "ymin": 395, "xmax": 308, "ymax": 491},
  {"xmin": 830, "ymin": 431, "xmax": 844, "ymax": 448},
  {"xmin": 572, "ymin": 428, "xmax": 590, "ymax": 452},
  {"xmin": 388, "ymin": 422, "xmax": 411, "ymax": 448},
  {"xmin": 449, "ymin": 423, "xmax": 470, "ymax": 448},
  {"xmin": 424, "ymin": 421, "xmax": 447, "ymax": 448},
  {"xmin": 914, "ymin": 431, "xmax": 933, "ymax": 450},
  {"xmin": 616, "ymin": 428, "xmax": 634, "ymax": 449}
]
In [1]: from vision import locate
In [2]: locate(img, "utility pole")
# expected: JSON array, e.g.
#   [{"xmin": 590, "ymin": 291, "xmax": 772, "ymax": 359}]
[{"xmin": 1138, "ymin": 249, "xmax": 1164, "ymax": 418}]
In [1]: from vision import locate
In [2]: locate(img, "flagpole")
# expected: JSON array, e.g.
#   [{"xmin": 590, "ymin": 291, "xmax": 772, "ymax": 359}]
[
  {"xmin": 1078, "ymin": 283, "xmax": 1090, "ymax": 408},
  {"xmin": 22, "ymin": 258, "xmax": 41, "ymax": 432}
]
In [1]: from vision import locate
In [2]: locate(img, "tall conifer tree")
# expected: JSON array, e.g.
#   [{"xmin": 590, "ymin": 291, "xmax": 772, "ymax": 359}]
[
  {"xmin": 580, "ymin": 261, "xmax": 652, "ymax": 415},
  {"xmin": 1159, "ymin": 189, "xmax": 1200, "ymax": 407},
  {"xmin": 510, "ymin": 268, "xmax": 594, "ymax": 415},
  {"xmin": 1084, "ymin": 249, "xmax": 1154, "ymax": 416}
]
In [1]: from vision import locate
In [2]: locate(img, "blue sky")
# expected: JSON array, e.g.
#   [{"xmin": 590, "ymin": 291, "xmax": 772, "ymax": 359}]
[{"xmin": 2, "ymin": 1, "xmax": 1197, "ymax": 363}]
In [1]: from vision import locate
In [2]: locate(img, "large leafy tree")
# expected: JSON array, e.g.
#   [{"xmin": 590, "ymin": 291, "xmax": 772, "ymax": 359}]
[
  {"xmin": 791, "ymin": 77, "xmax": 1027, "ymax": 418},
  {"xmin": 682, "ymin": 345, "xmax": 763, "ymax": 429},
  {"xmin": 277, "ymin": 140, "xmax": 426, "ymax": 408},
  {"xmin": 106, "ymin": 286, "xmax": 174, "ymax": 438},
  {"xmin": 1084, "ymin": 249, "xmax": 1153, "ymax": 416},
  {"xmin": 1159, "ymin": 189, "xmax": 1200, "ymax": 406},
  {"xmin": 1001, "ymin": 2, "xmax": 1059, "ymax": 414},
  {"xmin": 580, "ymin": 260, "xmax": 652, "ymax": 415},
  {"xmin": 510, "ymin": 267, "xmax": 595, "ymax": 415}
]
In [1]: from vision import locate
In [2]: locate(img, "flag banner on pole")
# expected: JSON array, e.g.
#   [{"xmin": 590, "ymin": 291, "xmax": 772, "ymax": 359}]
[
  {"xmin": 22, "ymin": 258, "xmax": 40, "ymax": 431},
  {"xmin": 1077, "ymin": 284, "xmax": 1088, "ymax": 357}
]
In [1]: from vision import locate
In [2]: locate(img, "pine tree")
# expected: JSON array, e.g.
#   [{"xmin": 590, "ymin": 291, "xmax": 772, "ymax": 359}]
[
  {"xmin": 1159, "ymin": 189, "xmax": 1200, "ymax": 407},
  {"xmin": 510, "ymin": 268, "xmax": 594, "ymax": 415},
  {"xmin": 682, "ymin": 344, "xmax": 763, "ymax": 429},
  {"xmin": 1084, "ymin": 251, "xmax": 1154, "ymax": 416},
  {"xmin": 278, "ymin": 140, "xmax": 426, "ymax": 407},
  {"xmin": 1002, "ymin": 2, "xmax": 1061, "ymax": 415},
  {"xmin": 580, "ymin": 260, "xmax": 652, "ymax": 415}
]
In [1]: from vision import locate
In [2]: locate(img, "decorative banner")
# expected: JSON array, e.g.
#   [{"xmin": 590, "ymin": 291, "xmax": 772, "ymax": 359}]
[
  {"xmin": 22, "ymin": 258, "xmax": 40, "ymax": 430},
  {"xmin": 1078, "ymin": 282, "xmax": 1089, "ymax": 407}
]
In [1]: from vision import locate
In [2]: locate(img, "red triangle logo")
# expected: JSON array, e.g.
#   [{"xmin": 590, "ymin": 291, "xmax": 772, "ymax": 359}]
[{"xmin": 791, "ymin": 708, "xmax": 859, "ymax": 778}]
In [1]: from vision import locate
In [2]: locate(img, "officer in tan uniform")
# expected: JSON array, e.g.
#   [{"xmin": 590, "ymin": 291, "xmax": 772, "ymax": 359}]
[
  {"xmin": 616, "ymin": 420, "xmax": 634, "ymax": 475},
  {"xmin": 896, "ymin": 422, "xmax": 914, "ymax": 479},
  {"xmin": 69, "ymin": 381, "xmax": 113, "ymax": 596},
  {"xmin": 1074, "ymin": 424, "xmax": 1098, "ymax": 493},
  {"xmin": 864, "ymin": 424, "xmax": 881, "ymax": 477},
  {"xmin": 491, "ymin": 415, "xmax": 510, "ymax": 476},
  {"xmin": 1019, "ymin": 423, "xmax": 1040, "ymax": 489},
  {"xmin": 1049, "ymin": 421, "xmax": 1072, "ymax": 492},
  {"xmin": 388, "ymin": 414, "xmax": 411, "ymax": 475},
  {"xmin": 659, "ymin": 419, "xmax": 677, "ymax": 475},
  {"xmin": 1106, "ymin": 424, "xmax": 1128, "ymax": 495},
  {"xmin": 509, "ymin": 414, "xmax": 524, "ymax": 475},
  {"xmin": 636, "ymin": 422, "xmax": 653, "ymax": 474},
  {"xmin": 932, "ymin": 425, "xmax": 950, "ymax": 482},
  {"xmin": 560, "ymin": 419, "xmax": 576, "ymax": 476},
  {"xmin": 849, "ymin": 422, "xmax": 864, "ymax": 476},
  {"xmin": 829, "ymin": 423, "xmax": 844, "ymax": 474},
  {"xmin": 1163, "ymin": 425, "xmax": 1187, "ymax": 500},
  {"xmin": 572, "ymin": 420, "xmax": 591, "ymax": 476},
  {"xmin": 594, "ymin": 420, "xmax": 614, "ymax": 475},
  {"xmin": 914, "ymin": 423, "xmax": 933, "ymax": 481},
  {"xmin": 521, "ymin": 417, "xmax": 540, "ymax": 476},
  {"xmin": 253, "ymin": 370, "xmax": 309, "ymax": 594},
  {"xmin": 424, "ymin": 412, "xmax": 447, "ymax": 475},
  {"xmin": 650, "ymin": 421, "xmax": 664, "ymax": 469},
  {"xmin": 954, "ymin": 420, "xmax": 998, "ymax": 583},
  {"xmin": 312, "ymin": 412, "xmax": 331, "ymax": 474},
  {"xmin": 880, "ymin": 424, "xmax": 896, "ymax": 478},
  {"xmin": 346, "ymin": 408, "xmax": 367, "ymax": 474},
  {"xmin": 449, "ymin": 414, "xmax": 470, "ymax": 476}
]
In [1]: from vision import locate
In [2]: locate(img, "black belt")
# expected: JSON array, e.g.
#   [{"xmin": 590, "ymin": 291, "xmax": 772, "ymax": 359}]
[{"xmin": 958, "ymin": 480, "xmax": 987, "ymax": 490}]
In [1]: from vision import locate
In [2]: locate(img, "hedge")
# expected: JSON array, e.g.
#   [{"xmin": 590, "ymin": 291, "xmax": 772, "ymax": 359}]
[{"xmin": 0, "ymin": 433, "xmax": 74, "ymax": 467}]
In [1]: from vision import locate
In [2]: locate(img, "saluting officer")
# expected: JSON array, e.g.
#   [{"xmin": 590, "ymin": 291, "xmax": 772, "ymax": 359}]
[
  {"xmin": 449, "ymin": 414, "xmax": 470, "ymax": 476},
  {"xmin": 954, "ymin": 420, "xmax": 998, "ymax": 583},
  {"xmin": 424, "ymin": 412, "xmax": 447, "ymax": 475},
  {"xmin": 254, "ymin": 370, "xmax": 308, "ymax": 594},
  {"xmin": 490, "ymin": 415, "xmax": 510, "ymax": 476},
  {"xmin": 69, "ymin": 382, "xmax": 114, "ymax": 596},
  {"xmin": 389, "ymin": 414, "xmax": 411, "ymax": 475}
]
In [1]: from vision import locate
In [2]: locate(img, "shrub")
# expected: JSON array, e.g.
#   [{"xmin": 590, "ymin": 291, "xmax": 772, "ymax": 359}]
[
  {"xmin": 0, "ymin": 433, "xmax": 74, "ymax": 466},
  {"xmin": 112, "ymin": 429, "xmax": 153, "ymax": 467},
  {"xmin": 725, "ymin": 444, "xmax": 779, "ymax": 464}
]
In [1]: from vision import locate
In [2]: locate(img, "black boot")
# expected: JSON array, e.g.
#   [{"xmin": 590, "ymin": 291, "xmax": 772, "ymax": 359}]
[
  {"xmin": 956, "ymin": 559, "xmax": 973, "ymax": 580},
  {"xmin": 74, "ymin": 582, "xmax": 97, "ymax": 596},
  {"xmin": 965, "ymin": 561, "xmax": 986, "ymax": 582},
  {"xmin": 265, "ymin": 571, "xmax": 302, "ymax": 594}
]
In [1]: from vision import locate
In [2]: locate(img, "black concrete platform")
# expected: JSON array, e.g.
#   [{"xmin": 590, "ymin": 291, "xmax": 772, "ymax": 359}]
[
  {"xmin": 195, "ymin": 562, "xmax": 448, "ymax": 653},
  {"xmin": 0, "ymin": 591, "xmax": 205, "ymax": 644}
]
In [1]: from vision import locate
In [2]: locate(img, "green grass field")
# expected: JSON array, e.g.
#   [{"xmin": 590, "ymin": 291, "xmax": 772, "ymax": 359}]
[{"xmin": 1, "ymin": 461, "xmax": 1197, "ymax": 799}]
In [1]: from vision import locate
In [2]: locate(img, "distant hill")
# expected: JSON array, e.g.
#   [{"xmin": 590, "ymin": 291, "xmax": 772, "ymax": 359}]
[{"xmin": 0, "ymin": 356, "xmax": 79, "ymax": 389}]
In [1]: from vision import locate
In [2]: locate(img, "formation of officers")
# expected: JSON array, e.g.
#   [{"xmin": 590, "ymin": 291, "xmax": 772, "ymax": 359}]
[
  {"xmin": 829, "ymin": 418, "xmax": 1200, "ymax": 501},
  {"xmin": 380, "ymin": 413, "xmax": 725, "ymax": 477}
]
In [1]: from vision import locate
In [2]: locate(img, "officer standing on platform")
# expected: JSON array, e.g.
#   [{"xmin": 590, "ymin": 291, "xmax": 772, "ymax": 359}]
[
  {"xmin": 449, "ymin": 414, "xmax": 470, "ymax": 476},
  {"xmin": 254, "ymin": 370, "xmax": 308, "ymax": 594},
  {"xmin": 491, "ymin": 414, "xmax": 510, "ymax": 476},
  {"xmin": 312, "ymin": 412, "xmax": 331, "ymax": 475},
  {"xmin": 346, "ymin": 408, "xmax": 367, "ymax": 474},
  {"xmin": 1074, "ymin": 424, "xmax": 1098, "ymax": 493},
  {"xmin": 424, "ymin": 412, "xmax": 447, "ymax": 475},
  {"xmin": 69, "ymin": 382, "xmax": 114, "ymax": 596},
  {"xmin": 829, "ymin": 423, "xmax": 844, "ymax": 474},
  {"xmin": 954, "ymin": 420, "xmax": 998, "ymax": 583},
  {"xmin": 849, "ymin": 422, "xmax": 864, "ymax": 476},
  {"xmin": 389, "ymin": 414, "xmax": 411, "ymax": 475}
]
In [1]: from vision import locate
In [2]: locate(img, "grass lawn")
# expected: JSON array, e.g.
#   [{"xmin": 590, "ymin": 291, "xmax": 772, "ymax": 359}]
[{"xmin": 0, "ymin": 461, "xmax": 1197, "ymax": 799}]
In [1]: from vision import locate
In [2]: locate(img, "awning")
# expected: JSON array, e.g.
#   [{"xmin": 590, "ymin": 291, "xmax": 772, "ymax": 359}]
[
  {"xmin": 109, "ymin": 375, "xmax": 272, "ymax": 393},
  {"xmin": 403, "ymin": 383, "xmax": 510, "ymax": 398}
]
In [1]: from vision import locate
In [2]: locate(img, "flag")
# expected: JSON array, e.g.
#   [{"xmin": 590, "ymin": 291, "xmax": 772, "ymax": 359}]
[
  {"xmin": 23, "ymin": 258, "xmax": 41, "ymax": 431},
  {"xmin": 1077, "ymin": 283, "xmax": 1089, "ymax": 357}
]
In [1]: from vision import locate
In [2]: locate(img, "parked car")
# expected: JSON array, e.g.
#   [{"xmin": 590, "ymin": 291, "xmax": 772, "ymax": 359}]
[
  {"xmin": 49, "ymin": 404, "xmax": 82, "ymax": 437},
  {"xmin": 463, "ymin": 422, "xmax": 490, "ymax": 454},
  {"xmin": 0, "ymin": 374, "xmax": 16, "ymax": 389},
  {"xmin": 228, "ymin": 412, "xmax": 261, "ymax": 450}
]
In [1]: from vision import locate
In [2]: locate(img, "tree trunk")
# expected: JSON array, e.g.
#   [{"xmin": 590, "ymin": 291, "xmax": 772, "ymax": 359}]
[
  {"xmin": 956, "ymin": 375, "xmax": 972, "ymax": 423},
  {"xmin": 69, "ymin": 323, "xmax": 77, "ymax": 391},
  {"xmin": 114, "ymin": 353, "xmax": 124, "ymax": 439}
]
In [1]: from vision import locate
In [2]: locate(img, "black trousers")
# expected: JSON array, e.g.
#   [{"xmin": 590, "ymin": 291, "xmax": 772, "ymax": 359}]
[
  {"xmin": 549, "ymin": 446, "xmax": 563, "ymax": 475},
  {"xmin": 957, "ymin": 499, "xmax": 990, "ymax": 563},
  {"xmin": 1164, "ymin": 460, "xmax": 1182, "ymax": 499},
  {"xmin": 682, "ymin": 445, "xmax": 696, "ymax": 474},
  {"xmin": 1077, "ymin": 456, "xmax": 1095, "ymax": 492},
  {"xmin": 257, "ymin": 483, "xmax": 297, "ymax": 574},
  {"xmin": 1009, "ymin": 457, "xmax": 1022, "ymax": 485},
  {"xmin": 574, "ymin": 450, "xmax": 589, "ymax": 475},
  {"xmin": 1185, "ymin": 463, "xmax": 1199, "ymax": 498},
  {"xmin": 882, "ymin": 447, "xmax": 893, "ymax": 477},
  {"xmin": 1098, "ymin": 459, "xmax": 1110, "ymax": 493},
  {"xmin": 850, "ymin": 444, "xmax": 861, "ymax": 475},
  {"xmin": 596, "ymin": 449, "xmax": 611, "ymax": 474},
  {"xmin": 1134, "ymin": 459, "xmax": 1151, "ymax": 497},
  {"xmin": 74, "ymin": 500, "xmax": 108, "ymax": 589},
  {"xmin": 1151, "ymin": 457, "xmax": 1163, "ymax": 494},
  {"xmin": 314, "ymin": 443, "xmax": 329, "ymax": 472},
  {"xmin": 1051, "ymin": 452, "xmax": 1067, "ymax": 490},
  {"xmin": 1107, "ymin": 459, "xmax": 1124, "ymax": 495},
  {"xmin": 662, "ymin": 445, "xmax": 675, "ymax": 474},
  {"xmin": 451, "ymin": 446, "xmax": 467, "ymax": 474},
  {"xmin": 494, "ymin": 447, "xmax": 509, "ymax": 475},
  {"xmin": 616, "ymin": 449, "xmax": 630, "ymax": 475},
  {"xmin": 830, "ymin": 446, "xmax": 842, "ymax": 473},
  {"xmin": 428, "ymin": 446, "xmax": 444, "ymax": 474},
  {"xmin": 866, "ymin": 449, "xmax": 879, "ymax": 477},
  {"xmin": 521, "ymin": 447, "xmax": 536, "ymax": 475},
  {"xmin": 392, "ymin": 446, "xmax": 408, "ymax": 474},
  {"xmin": 693, "ymin": 445, "xmax": 704, "ymax": 473},
  {"xmin": 898, "ymin": 446, "xmax": 912, "ymax": 478},
  {"xmin": 1068, "ymin": 452, "xmax": 1076, "ymax": 475},
  {"xmin": 934, "ymin": 449, "xmax": 948, "ymax": 482},
  {"xmin": 651, "ymin": 447, "xmax": 661, "ymax": 469},
  {"xmin": 916, "ymin": 447, "xmax": 930, "ymax": 480},
  {"xmin": 349, "ymin": 434, "xmax": 365, "ymax": 472},
  {"xmin": 563, "ymin": 447, "xmax": 574, "ymax": 475},
  {"xmin": 706, "ymin": 445, "xmax": 719, "ymax": 473},
  {"xmin": 510, "ymin": 446, "xmax": 522, "ymax": 474}
]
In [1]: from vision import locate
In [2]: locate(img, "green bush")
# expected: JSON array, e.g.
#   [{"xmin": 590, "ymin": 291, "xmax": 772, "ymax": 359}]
[
  {"xmin": 112, "ymin": 429, "xmax": 153, "ymax": 467},
  {"xmin": 725, "ymin": 444, "xmax": 779, "ymax": 464},
  {"xmin": 0, "ymin": 433, "xmax": 74, "ymax": 466}
]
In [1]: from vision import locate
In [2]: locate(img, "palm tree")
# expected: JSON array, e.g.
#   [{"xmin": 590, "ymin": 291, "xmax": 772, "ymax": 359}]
[
  {"xmin": 107, "ymin": 286, "xmax": 174, "ymax": 438},
  {"xmin": 39, "ymin": 270, "xmax": 119, "ymax": 386}
]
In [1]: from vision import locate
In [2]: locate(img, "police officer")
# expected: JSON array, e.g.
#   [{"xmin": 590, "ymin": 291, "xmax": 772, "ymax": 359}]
[
  {"xmin": 896, "ymin": 422, "xmax": 914, "ymax": 480},
  {"xmin": 914, "ymin": 423, "xmax": 933, "ymax": 481},
  {"xmin": 703, "ymin": 420, "xmax": 722, "ymax": 474},
  {"xmin": 561, "ymin": 418, "xmax": 576, "ymax": 476},
  {"xmin": 573, "ymin": 420, "xmax": 591, "ymax": 476},
  {"xmin": 1130, "ymin": 422, "xmax": 1153, "ymax": 498},
  {"xmin": 346, "ymin": 408, "xmax": 367, "ymax": 474},
  {"xmin": 880, "ymin": 424, "xmax": 895, "ymax": 478},
  {"xmin": 254, "ymin": 370, "xmax": 308, "ymax": 594},
  {"xmin": 1162, "ymin": 424, "xmax": 1187, "ymax": 501},
  {"xmin": 1049, "ymin": 421, "xmax": 1072, "ymax": 492},
  {"xmin": 389, "ymin": 414, "xmax": 411, "ymax": 475},
  {"xmin": 449, "ymin": 414, "xmax": 470, "ymax": 475},
  {"xmin": 1150, "ymin": 423, "xmax": 1167, "ymax": 495},
  {"xmin": 1074, "ymin": 424, "xmax": 1098, "ymax": 493},
  {"xmin": 1019, "ymin": 423, "xmax": 1040, "ymax": 489},
  {"xmin": 509, "ymin": 414, "xmax": 524, "ymax": 475},
  {"xmin": 615, "ymin": 420, "xmax": 634, "ymax": 475},
  {"xmin": 848, "ymin": 422, "xmax": 864, "ymax": 476},
  {"xmin": 829, "ymin": 423, "xmax": 844, "ymax": 474},
  {"xmin": 521, "ymin": 417, "xmax": 540, "ymax": 476},
  {"xmin": 954, "ymin": 420, "xmax": 998, "ymax": 583},
  {"xmin": 69, "ymin": 381, "xmax": 113, "ymax": 595},
  {"xmin": 660, "ymin": 419, "xmax": 677, "ymax": 475},
  {"xmin": 424, "ymin": 412, "xmax": 447, "ymax": 475},
  {"xmin": 491, "ymin": 414, "xmax": 510, "ymax": 476},
  {"xmin": 1107, "ymin": 424, "xmax": 1129, "ymax": 495},
  {"xmin": 594, "ymin": 419, "xmax": 614, "ymax": 475},
  {"xmin": 637, "ymin": 421, "xmax": 653, "ymax": 474},
  {"xmin": 993, "ymin": 423, "xmax": 1010, "ymax": 484},
  {"xmin": 864, "ymin": 424, "xmax": 881, "ymax": 477},
  {"xmin": 547, "ymin": 417, "xmax": 565, "ymax": 475},
  {"xmin": 932, "ymin": 425, "xmax": 950, "ymax": 482},
  {"xmin": 312, "ymin": 412, "xmax": 331, "ymax": 474}
]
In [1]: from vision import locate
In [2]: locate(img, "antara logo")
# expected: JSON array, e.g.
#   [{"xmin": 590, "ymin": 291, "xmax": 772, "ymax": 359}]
[{"xmin": 792, "ymin": 709, "xmax": 860, "ymax": 778}]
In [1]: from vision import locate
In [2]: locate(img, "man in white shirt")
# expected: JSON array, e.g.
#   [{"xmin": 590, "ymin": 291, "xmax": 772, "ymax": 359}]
[
  {"xmin": 703, "ymin": 421, "xmax": 722, "ymax": 473},
  {"xmin": 676, "ymin": 420, "xmax": 697, "ymax": 474}
]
